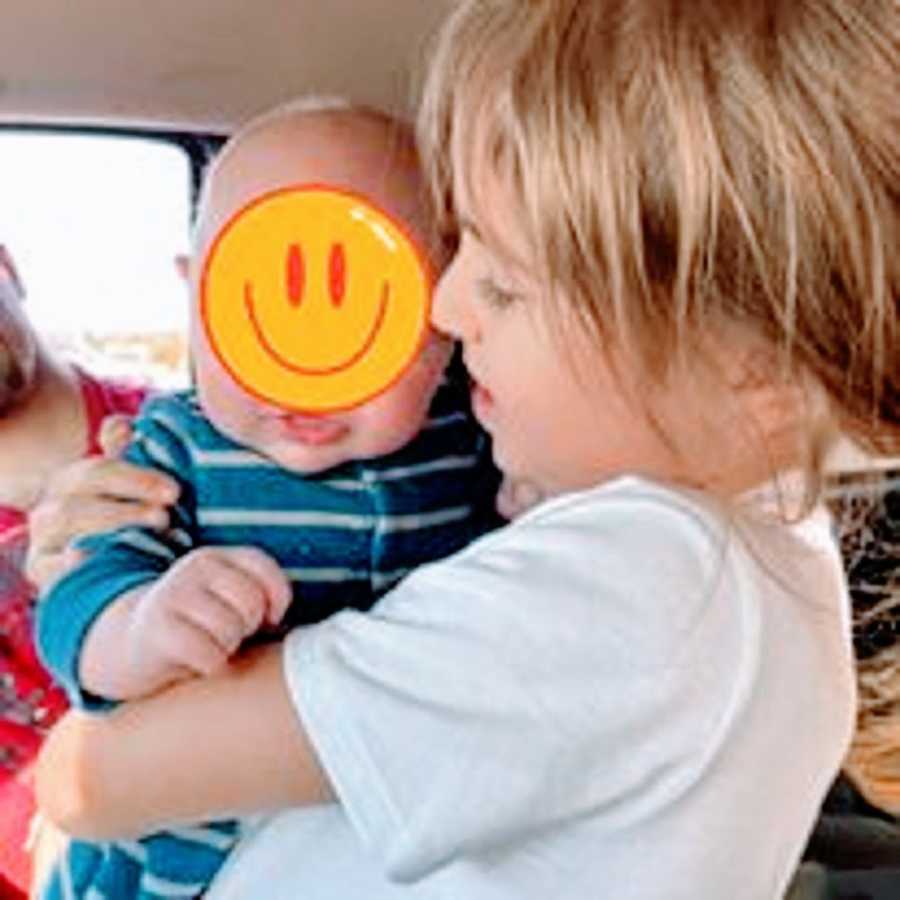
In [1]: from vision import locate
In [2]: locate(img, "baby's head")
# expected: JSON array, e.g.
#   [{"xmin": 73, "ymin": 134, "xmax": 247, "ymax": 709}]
[
  {"xmin": 188, "ymin": 100, "xmax": 452, "ymax": 473},
  {"xmin": 419, "ymin": 0, "xmax": 899, "ymax": 505}
]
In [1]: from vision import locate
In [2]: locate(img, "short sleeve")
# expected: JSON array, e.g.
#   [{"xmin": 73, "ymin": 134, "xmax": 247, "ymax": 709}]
[{"xmin": 283, "ymin": 482, "xmax": 743, "ymax": 883}]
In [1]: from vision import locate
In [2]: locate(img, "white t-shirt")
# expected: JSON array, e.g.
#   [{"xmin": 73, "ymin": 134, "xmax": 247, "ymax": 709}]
[{"xmin": 208, "ymin": 476, "xmax": 855, "ymax": 900}]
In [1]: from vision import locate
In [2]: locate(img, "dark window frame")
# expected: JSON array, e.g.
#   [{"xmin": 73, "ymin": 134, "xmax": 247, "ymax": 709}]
[{"xmin": 0, "ymin": 123, "xmax": 226, "ymax": 221}]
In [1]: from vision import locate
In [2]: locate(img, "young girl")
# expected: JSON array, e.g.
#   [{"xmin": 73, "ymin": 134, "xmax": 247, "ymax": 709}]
[{"xmin": 33, "ymin": 0, "xmax": 899, "ymax": 897}]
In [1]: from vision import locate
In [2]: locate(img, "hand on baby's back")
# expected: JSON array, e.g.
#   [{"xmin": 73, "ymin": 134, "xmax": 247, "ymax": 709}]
[{"xmin": 26, "ymin": 414, "xmax": 176, "ymax": 588}]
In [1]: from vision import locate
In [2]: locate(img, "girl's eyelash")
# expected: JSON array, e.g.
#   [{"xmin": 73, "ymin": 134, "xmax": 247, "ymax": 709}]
[{"xmin": 476, "ymin": 278, "xmax": 519, "ymax": 309}]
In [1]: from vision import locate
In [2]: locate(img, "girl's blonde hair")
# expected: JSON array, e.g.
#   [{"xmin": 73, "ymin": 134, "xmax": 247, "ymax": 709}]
[{"xmin": 417, "ymin": 0, "xmax": 899, "ymax": 497}]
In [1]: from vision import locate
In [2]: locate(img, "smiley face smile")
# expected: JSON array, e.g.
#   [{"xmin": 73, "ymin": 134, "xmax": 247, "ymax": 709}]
[{"xmin": 243, "ymin": 279, "xmax": 390, "ymax": 376}]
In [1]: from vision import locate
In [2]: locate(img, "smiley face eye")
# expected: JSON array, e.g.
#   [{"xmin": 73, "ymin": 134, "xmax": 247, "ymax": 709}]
[
  {"xmin": 329, "ymin": 242, "xmax": 346, "ymax": 307},
  {"xmin": 286, "ymin": 243, "xmax": 305, "ymax": 307}
]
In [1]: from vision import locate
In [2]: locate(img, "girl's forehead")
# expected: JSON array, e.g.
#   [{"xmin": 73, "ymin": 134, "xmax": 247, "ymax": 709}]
[{"xmin": 450, "ymin": 147, "xmax": 534, "ymax": 275}]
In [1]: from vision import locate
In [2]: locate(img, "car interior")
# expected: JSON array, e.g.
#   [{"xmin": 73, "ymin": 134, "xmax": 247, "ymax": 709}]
[{"xmin": 0, "ymin": 2, "xmax": 897, "ymax": 898}]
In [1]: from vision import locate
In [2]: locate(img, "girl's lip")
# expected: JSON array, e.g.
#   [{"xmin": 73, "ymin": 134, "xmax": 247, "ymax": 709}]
[
  {"xmin": 464, "ymin": 357, "xmax": 495, "ymax": 420},
  {"xmin": 278, "ymin": 415, "xmax": 350, "ymax": 446}
]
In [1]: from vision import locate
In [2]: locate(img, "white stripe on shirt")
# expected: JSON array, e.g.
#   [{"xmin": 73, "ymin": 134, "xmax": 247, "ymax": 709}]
[{"xmin": 197, "ymin": 509, "xmax": 374, "ymax": 529}]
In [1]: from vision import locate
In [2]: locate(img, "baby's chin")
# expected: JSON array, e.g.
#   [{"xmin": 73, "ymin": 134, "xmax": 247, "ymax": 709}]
[
  {"xmin": 260, "ymin": 430, "xmax": 415, "ymax": 475},
  {"xmin": 203, "ymin": 404, "xmax": 353, "ymax": 475},
  {"xmin": 255, "ymin": 425, "xmax": 426, "ymax": 476},
  {"xmin": 207, "ymin": 404, "xmax": 426, "ymax": 476},
  {"xmin": 252, "ymin": 437, "xmax": 360, "ymax": 476}
]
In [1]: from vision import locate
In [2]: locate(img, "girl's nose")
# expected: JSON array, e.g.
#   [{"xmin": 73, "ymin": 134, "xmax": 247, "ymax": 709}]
[{"xmin": 431, "ymin": 258, "xmax": 480, "ymax": 344}]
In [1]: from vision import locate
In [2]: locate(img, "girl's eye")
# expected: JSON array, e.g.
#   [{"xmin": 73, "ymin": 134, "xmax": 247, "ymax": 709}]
[{"xmin": 476, "ymin": 278, "xmax": 519, "ymax": 310}]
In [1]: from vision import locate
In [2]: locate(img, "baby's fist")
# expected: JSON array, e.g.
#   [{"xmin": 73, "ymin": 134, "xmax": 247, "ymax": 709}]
[{"xmin": 127, "ymin": 546, "xmax": 292, "ymax": 690}]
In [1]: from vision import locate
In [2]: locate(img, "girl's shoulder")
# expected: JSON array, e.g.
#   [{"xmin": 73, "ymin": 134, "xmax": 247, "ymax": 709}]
[
  {"xmin": 507, "ymin": 474, "xmax": 841, "ymax": 593},
  {"xmin": 513, "ymin": 474, "xmax": 727, "ymax": 534},
  {"xmin": 397, "ymin": 477, "xmax": 736, "ymax": 667},
  {"xmin": 467, "ymin": 475, "xmax": 734, "ymax": 583},
  {"xmin": 425, "ymin": 474, "xmax": 846, "ymax": 668}
]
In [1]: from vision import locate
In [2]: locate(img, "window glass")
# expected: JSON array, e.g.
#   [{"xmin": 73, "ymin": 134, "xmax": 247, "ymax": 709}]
[{"xmin": 0, "ymin": 131, "xmax": 191, "ymax": 388}]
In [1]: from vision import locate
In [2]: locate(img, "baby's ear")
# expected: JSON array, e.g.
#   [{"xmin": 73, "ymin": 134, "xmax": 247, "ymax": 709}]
[
  {"xmin": 173, "ymin": 254, "xmax": 191, "ymax": 285},
  {"xmin": 0, "ymin": 244, "xmax": 26, "ymax": 299}
]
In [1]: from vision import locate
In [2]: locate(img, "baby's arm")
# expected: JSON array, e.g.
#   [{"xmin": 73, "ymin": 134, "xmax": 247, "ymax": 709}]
[{"xmin": 79, "ymin": 545, "xmax": 292, "ymax": 700}]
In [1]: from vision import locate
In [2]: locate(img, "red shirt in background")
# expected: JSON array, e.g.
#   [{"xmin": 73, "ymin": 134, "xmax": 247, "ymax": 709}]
[{"xmin": 0, "ymin": 369, "xmax": 147, "ymax": 897}]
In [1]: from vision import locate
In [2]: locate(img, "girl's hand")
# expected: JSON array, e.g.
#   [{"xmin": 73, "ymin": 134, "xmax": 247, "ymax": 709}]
[
  {"xmin": 25, "ymin": 415, "xmax": 178, "ymax": 589},
  {"xmin": 496, "ymin": 475, "xmax": 545, "ymax": 520},
  {"xmin": 82, "ymin": 546, "xmax": 293, "ymax": 699}
]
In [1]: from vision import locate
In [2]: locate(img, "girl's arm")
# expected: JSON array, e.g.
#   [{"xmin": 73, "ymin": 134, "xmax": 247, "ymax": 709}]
[{"xmin": 34, "ymin": 643, "xmax": 334, "ymax": 840}]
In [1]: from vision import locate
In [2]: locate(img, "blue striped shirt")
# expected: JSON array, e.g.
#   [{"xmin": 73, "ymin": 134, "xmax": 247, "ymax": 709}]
[{"xmin": 37, "ymin": 372, "xmax": 500, "ymax": 900}]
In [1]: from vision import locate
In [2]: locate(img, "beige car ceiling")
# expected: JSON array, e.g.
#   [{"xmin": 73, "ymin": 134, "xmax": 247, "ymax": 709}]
[{"xmin": 0, "ymin": 0, "xmax": 453, "ymax": 131}]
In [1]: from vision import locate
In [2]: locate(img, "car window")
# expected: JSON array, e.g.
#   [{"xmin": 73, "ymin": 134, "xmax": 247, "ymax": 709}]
[{"xmin": 0, "ymin": 130, "xmax": 193, "ymax": 388}]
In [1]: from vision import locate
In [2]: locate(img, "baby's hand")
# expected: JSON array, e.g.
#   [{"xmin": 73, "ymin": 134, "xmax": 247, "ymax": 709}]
[{"xmin": 124, "ymin": 546, "xmax": 292, "ymax": 694}]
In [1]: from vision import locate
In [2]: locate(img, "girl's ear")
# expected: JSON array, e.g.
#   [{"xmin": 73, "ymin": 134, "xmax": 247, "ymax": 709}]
[
  {"xmin": 726, "ymin": 343, "xmax": 783, "ymax": 394},
  {"xmin": 728, "ymin": 344, "xmax": 809, "ymax": 465}
]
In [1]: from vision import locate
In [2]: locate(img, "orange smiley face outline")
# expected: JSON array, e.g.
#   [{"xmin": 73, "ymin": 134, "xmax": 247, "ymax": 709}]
[{"xmin": 200, "ymin": 184, "xmax": 434, "ymax": 414}]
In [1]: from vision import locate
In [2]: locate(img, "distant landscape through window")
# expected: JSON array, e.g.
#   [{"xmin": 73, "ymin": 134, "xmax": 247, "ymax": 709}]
[{"xmin": 0, "ymin": 131, "xmax": 191, "ymax": 389}]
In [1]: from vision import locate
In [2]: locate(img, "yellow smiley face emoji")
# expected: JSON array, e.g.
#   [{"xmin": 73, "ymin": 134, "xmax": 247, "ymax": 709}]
[{"xmin": 200, "ymin": 185, "xmax": 432, "ymax": 413}]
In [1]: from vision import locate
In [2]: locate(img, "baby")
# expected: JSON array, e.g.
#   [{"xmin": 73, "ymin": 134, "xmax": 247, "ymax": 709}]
[{"xmin": 35, "ymin": 101, "xmax": 499, "ymax": 900}]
